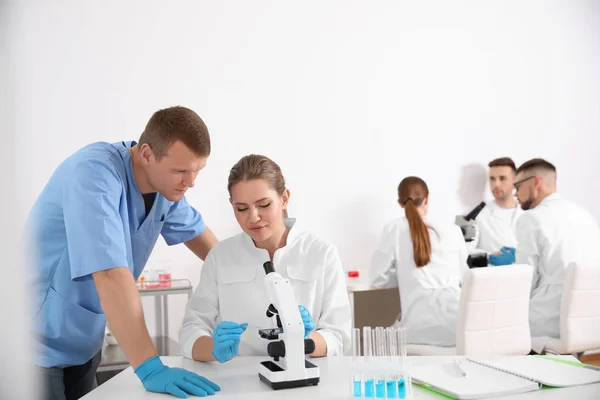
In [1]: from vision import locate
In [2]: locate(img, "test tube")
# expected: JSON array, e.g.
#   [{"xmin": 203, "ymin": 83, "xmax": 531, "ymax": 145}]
[
  {"xmin": 352, "ymin": 328, "xmax": 362, "ymax": 398},
  {"xmin": 363, "ymin": 326, "xmax": 374, "ymax": 398},
  {"xmin": 396, "ymin": 327, "xmax": 412, "ymax": 399},
  {"xmin": 374, "ymin": 327, "xmax": 386, "ymax": 398},
  {"xmin": 385, "ymin": 327, "xmax": 398, "ymax": 399}
]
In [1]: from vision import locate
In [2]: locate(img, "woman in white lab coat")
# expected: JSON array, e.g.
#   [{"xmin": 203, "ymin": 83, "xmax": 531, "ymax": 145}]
[
  {"xmin": 179, "ymin": 155, "xmax": 351, "ymax": 363},
  {"xmin": 369, "ymin": 177, "xmax": 468, "ymax": 347}
]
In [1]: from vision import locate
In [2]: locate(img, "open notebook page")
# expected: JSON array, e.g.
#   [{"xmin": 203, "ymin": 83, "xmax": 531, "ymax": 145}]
[
  {"xmin": 411, "ymin": 360, "xmax": 539, "ymax": 400},
  {"xmin": 475, "ymin": 356, "xmax": 600, "ymax": 388}
]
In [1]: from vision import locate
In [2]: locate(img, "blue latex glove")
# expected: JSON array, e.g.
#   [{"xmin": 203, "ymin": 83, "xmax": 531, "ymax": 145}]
[
  {"xmin": 488, "ymin": 246, "xmax": 516, "ymax": 266},
  {"xmin": 503, "ymin": 246, "xmax": 516, "ymax": 255},
  {"xmin": 135, "ymin": 355, "xmax": 220, "ymax": 398},
  {"xmin": 212, "ymin": 321, "xmax": 248, "ymax": 363},
  {"xmin": 298, "ymin": 305, "xmax": 316, "ymax": 339}
]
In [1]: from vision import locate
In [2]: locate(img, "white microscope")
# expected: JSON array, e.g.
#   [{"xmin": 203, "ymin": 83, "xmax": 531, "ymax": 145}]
[
  {"xmin": 455, "ymin": 201, "xmax": 489, "ymax": 268},
  {"xmin": 455, "ymin": 201, "xmax": 486, "ymax": 243},
  {"xmin": 257, "ymin": 261, "xmax": 320, "ymax": 390}
]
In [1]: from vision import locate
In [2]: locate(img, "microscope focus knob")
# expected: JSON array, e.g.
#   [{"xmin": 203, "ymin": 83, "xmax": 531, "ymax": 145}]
[
  {"xmin": 304, "ymin": 338, "xmax": 315, "ymax": 355},
  {"xmin": 267, "ymin": 341, "xmax": 286, "ymax": 358}
]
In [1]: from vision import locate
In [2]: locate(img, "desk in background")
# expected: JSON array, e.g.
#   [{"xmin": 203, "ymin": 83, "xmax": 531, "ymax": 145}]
[
  {"xmin": 82, "ymin": 356, "xmax": 600, "ymax": 399},
  {"xmin": 137, "ymin": 278, "xmax": 194, "ymax": 338},
  {"xmin": 346, "ymin": 276, "xmax": 400, "ymax": 330}
]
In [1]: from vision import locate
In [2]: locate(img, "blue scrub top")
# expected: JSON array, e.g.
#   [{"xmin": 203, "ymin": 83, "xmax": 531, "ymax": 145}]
[{"xmin": 28, "ymin": 141, "xmax": 206, "ymax": 368}]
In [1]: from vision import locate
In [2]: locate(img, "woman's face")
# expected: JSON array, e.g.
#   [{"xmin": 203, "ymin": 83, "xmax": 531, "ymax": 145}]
[{"xmin": 230, "ymin": 179, "xmax": 289, "ymax": 244}]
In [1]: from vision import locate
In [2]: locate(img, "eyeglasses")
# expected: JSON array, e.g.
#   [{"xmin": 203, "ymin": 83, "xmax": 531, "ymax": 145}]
[{"xmin": 513, "ymin": 176, "xmax": 536, "ymax": 192}]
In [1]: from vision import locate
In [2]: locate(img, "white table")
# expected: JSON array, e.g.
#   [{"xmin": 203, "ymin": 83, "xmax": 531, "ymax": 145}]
[{"xmin": 82, "ymin": 356, "xmax": 600, "ymax": 399}]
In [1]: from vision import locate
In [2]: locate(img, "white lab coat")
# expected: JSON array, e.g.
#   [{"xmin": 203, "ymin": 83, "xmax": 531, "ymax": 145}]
[
  {"xmin": 515, "ymin": 193, "xmax": 600, "ymax": 345},
  {"xmin": 474, "ymin": 200, "xmax": 522, "ymax": 254},
  {"xmin": 369, "ymin": 217, "xmax": 469, "ymax": 347},
  {"xmin": 179, "ymin": 218, "xmax": 352, "ymax": 359}
]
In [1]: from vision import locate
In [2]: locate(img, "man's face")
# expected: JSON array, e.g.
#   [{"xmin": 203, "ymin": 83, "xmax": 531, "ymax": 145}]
[
  {"xmin": 514, "ymin": 172, "xmax": 537, "ymax": 210},
  {"xmin": 144, "ymin": 141, "xmax": 207, "ymax": 201},
  {"xmin": 489, "ymin": 166, "xmax": 515, "ymax": 202}
]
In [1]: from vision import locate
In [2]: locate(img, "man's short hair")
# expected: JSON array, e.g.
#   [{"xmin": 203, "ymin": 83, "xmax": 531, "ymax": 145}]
[
  {"xmin": 516, "ymin": 158, "xmax": 556, "ymax": 176},
  {"xmin": 138, "ymin": 106, "xmax": 210, "ymax": 159},
  {"xmin": 488, "ymin": 157, "xmax": 516, "ymax": 174}
]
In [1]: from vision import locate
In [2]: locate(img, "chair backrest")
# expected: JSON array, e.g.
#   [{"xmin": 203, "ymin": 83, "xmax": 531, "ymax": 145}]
[
  {"xmin": 456, "ymin": 264, "xmax": 533, "ymax": 356},
  {"xmin": 558, "ymin": 261, "xmax": 600, "ymax": 353},
  {"xmin": 353, "ymin": 287, "xmax": 400, "ymax": 331}
]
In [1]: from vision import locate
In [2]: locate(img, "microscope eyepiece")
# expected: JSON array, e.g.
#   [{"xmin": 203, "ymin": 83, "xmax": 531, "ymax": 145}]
[
  {"xmin": 263, "ymin": 261, "xmax": 275, "ymax": 275},
  {"xmin": 465, "ymin": 201, "xmax": 486, "ymax": 221}
]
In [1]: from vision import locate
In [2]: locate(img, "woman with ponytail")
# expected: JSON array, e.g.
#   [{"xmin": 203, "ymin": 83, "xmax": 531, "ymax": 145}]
[{"xmin": 369, "ymin": 177, "xmax": 468, "ymax": 347}]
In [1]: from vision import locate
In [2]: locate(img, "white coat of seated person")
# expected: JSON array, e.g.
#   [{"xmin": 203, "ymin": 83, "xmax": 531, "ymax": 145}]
[
  {"xmin": 179, "ymin": 154, "xmax": 351, "ymax": 362},
  {"xmin": 369, "ymin": 176, "xmax": 468, "ymax": 348},
  {"xmin": 512, "ymin": 158, "xmax": 600, "ymax": 352}
]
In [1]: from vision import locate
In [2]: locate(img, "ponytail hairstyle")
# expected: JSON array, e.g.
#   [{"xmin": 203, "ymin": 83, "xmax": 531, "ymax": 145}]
[{"xmin": 398, "ymin": 176, "xmax": 431, "ymax": 267}]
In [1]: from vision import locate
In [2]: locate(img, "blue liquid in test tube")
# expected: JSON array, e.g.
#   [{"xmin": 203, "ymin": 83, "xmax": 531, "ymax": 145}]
[
  {"xmin": 363, "ymin": 326, "xmax": 375, "ymax": 398},
  {"xmin": 374, "ymin": 327, "xmax": 387, "ymax": 398},
  {"xmin": 364, "ymin": 379, "xmax": 375, "ymax": 397},
  {"xmin": 385, "ymin": 327, "xmax": 400, "ymax": 399},
  {"xmin": 386, "ymin": 380, "xmax": 397, "ymax": 398},
  {"xmin": 353, "ymin": 380, "xmax": 362, "ymax": 397},
  {"xmin": 398, "ymin": 378, "xmax": 406, "ymax": 399},
  {"xmin": 375, "ymin": 380, "xmax": 385, "ymax": 398},
  {"xmin": 352, "ymin": 328, "xmax": 363, "ymax": 398}
]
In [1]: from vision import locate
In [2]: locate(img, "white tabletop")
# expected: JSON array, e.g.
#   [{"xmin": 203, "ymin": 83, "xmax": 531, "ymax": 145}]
[
  {"xmin": 83, "ymin": 356, "xmax": 600, "ymax": 399},
  {"xmin": 345, "ymin": 277, "xmax": 371, "ymax": 292}
]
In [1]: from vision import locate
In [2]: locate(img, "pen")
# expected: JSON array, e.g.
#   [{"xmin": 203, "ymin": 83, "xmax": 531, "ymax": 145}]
[{"xmin": 454, "ymin": 358, "xmax": 468, "ymax": 377}]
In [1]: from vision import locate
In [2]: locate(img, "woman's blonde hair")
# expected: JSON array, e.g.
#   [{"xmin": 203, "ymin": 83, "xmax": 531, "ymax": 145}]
[{"xmin": 228, "ymin": 154, "xmax": 288, "ymax": 218}]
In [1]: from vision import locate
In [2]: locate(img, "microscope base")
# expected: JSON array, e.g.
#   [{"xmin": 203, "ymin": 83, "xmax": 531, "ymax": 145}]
[{"xmin": 258, "ymin": 360, "xmax": 320, "ymax": 390}]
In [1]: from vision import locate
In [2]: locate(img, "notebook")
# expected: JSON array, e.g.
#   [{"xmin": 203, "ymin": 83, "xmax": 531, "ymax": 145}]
[
  {"xmin": 536, "ymin": 355, "xmax": 600, "ymax": 372},
  {"xmin": 410, "ymin": 356, "xmax": 600, "ymax": 400}
]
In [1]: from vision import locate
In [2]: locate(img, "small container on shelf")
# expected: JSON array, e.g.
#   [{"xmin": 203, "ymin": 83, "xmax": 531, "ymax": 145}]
[{"xmin": 348, "ymin": 270, "xmax": 360, "ymax": 278}]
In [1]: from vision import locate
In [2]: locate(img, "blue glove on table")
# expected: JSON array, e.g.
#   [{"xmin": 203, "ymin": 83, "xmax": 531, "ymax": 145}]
[
  {"xmin": 488, "ymin": 246, "xmax": 516, "ymax": 266},
  {"xmin": 298, "ymin": 305, "xmax": 315, "ymax": 339},
  {"xmin": 212, "ymin": 321, "xmax": 248, "ymax": 363},
  {"xmin": 135, "ymin": 355, "xmax": 220, "ymax": 398}
]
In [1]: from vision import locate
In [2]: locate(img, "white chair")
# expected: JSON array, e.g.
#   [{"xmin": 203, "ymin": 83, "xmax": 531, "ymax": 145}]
[
  {"xmin": 534, "ymin": 261, "xmax": 600, "ymax": 358},
  {"xmin": 407, "ymin": 264, "xmax": 533, "ymax": 356}
]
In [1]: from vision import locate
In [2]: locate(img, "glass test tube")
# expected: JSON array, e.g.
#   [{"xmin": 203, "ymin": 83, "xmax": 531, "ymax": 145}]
[
  {"xmin": 363, "ymin": 326, "xmax": 374, "ymax": 398},
  {"xmin": 396, "ymin": 327, "xmax": 412, "ymax": 399},
  {"xmin": 352, "ymin": 328, "xmax": 362, "ymax": 398},
  {"xmin": 385, "ymin": 327, "xmax": 398, "ymax": 399},
  {"xmin": 374, "ymin": 327, "xmax": 386, "ymax": 398}
]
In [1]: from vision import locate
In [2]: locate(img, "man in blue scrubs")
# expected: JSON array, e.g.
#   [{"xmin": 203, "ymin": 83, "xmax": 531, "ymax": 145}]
[{"xmin": 28, "ymin": 106, "xmax": 220, "ymax": 399}]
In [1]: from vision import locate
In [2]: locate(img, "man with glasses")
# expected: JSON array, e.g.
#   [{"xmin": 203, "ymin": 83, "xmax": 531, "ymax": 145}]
[{"xmin": 513, "ymin": 158, "xmax": 600, "ymax": 352}]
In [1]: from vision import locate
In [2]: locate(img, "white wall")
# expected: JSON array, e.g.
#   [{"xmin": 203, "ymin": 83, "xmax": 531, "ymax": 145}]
[
  {"xmin": 6, "ymin": 0, "xmax": 600, "ymax": 343},
  {"xmin": 1, "ymin": 1, "xmax": 35, "ymax": 396}
]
